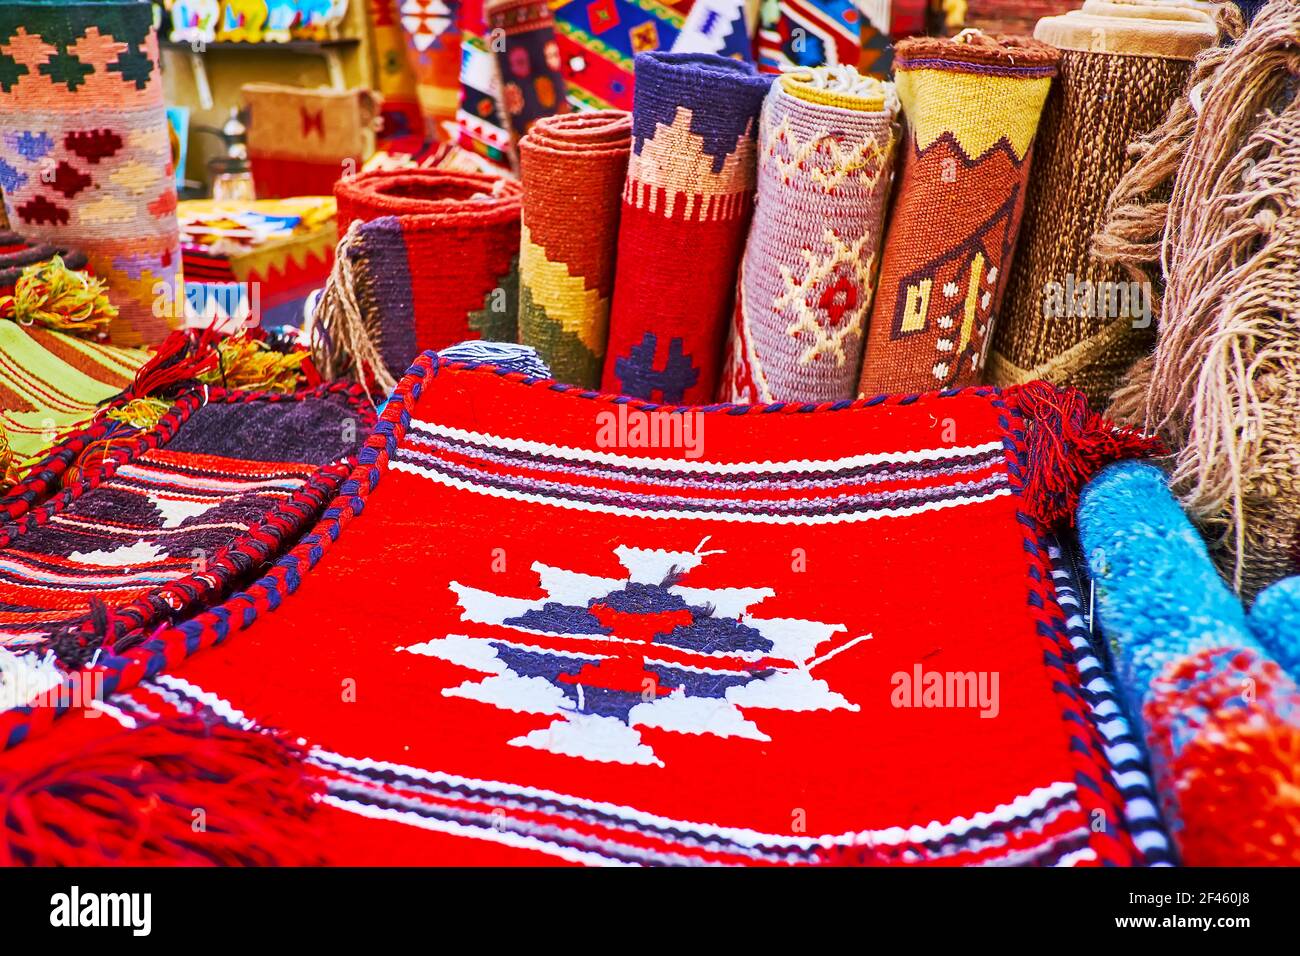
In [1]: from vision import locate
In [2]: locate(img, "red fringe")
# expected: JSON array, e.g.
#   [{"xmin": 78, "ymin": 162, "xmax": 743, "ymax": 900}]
[
  {"xmin": 123, "ymin": 329, "xmax": 221, "ymax": 401},
  {"xmin": 1009, "ymin": 381, "xmax": 1166, "ymax": 528},
  {"xmin": 0, "ymin": 717, "xmax": 326, "ymax": 865}
]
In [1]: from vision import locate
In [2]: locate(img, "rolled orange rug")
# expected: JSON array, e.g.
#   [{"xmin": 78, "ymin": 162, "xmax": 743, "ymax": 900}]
[{"xmin": 518, "ymin": 111, "xmax": 632, "ymax": 387}]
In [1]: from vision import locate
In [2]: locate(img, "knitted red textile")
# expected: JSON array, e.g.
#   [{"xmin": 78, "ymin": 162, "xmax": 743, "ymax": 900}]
[
  {"xmin": 328, "ymin": 169, "xmax": 524, "ymax": 379},
  {"xmin": 0, "ymin": 353, "xmax": 1163, "ymax": 865}
]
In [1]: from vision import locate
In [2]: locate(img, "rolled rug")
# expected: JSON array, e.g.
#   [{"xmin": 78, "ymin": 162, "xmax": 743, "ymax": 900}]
[
  {"xmin": 1249, "ymin": 577, "xmax": 1300, "ymax": 679},
  {"xmin": 1078, "ymin": 461, "xmax": 1300, "ymax": 866},
  {"xmin": 0, "ymin": 0, "xmax": 181, "ymax": 346},
  {"xmin": 316, "ymin": 169, "xmax": 522, "ymax": 392},
  {"xmin": 601, "ymin": 52, "xmax": 770, "ymax": 403},
  {"xmin": 518, "ymin": 111, "xmax": 632, "ymax": 388},
  {"xmin": 857, "ymin": 33, "xmax": 1059, "ymax": 395},
  {"xmin": 987, "ymin": 11, "xmax": 1217, "ymax": 405},
  {"xmin": 485, "ymin": 0, "xmax": 568, "ymax": 150},
  {"xmin": 721, "ymin": 67, "xmax": 898, "ymax": 403}
]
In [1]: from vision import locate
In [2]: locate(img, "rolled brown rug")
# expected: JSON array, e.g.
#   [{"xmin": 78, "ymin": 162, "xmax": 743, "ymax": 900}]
[
  {"xmin": 518, "ymin": 111, "xmax": 632, "ymax": 387},
  {"xmin": 857, "ymin": 33, "xmax": 1059, "ymax": 396},
  {"xmin": 986, "ymin": 10, "xmax": 1217, "ymax": 406}
]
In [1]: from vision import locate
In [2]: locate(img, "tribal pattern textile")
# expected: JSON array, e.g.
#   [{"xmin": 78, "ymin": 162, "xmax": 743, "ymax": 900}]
[
  {"xmin": 1079, "ymin": 462, "xmax": 1300, "ymax": 866},
  {"xmin": 857, "ymin": 35, "xmax": 1059, "ymax": 396},
  {"xmin": 0, "ymin": 0, "xmax": 181, "ymax": 346},
  {"xmin": 518, "ymin": 111, "xmax": 632, "ymax": 387},
  {"xmin": 320, "ymin": 169, "xmax": 522, "ymax": 386},
  {"xmin": 486, "ymin": 0, "xmax": 570, "ymax": 147},
  {"xmin": 0, "ymin": 384, "xmax": 371, "ymax": 661},
  {"xmin": 550, "ymin": 0, "xmax": 692, "ymax": 112},
  {"xmin": 757, "ymin": 0, "xmax": 862, "ymax": 72},
  {"xmin": 456, "ymin": 1, "xmax": 514, "ymax": 163},
  {"xmin": 722, "ymin": 67, "xmax": 897, "ymax": 403},
  {"xmin": 363, "ymin": 0, "xmax": 427, "ymax": 146},
  {"xmin": 242, "ymin": 84, "xmax": 380, "ymax": 200},
  {"xmin": 672, "ymin": 0, "xmax": 754, "ymax": 59},
  {"xmin": 988, "ymin": 11, "xmax": 1216, "ymax": 405},
  {"xmin": 398, "ymin": 0, "xmax": 464, "ymax": 139},
  {"xmin": 602, "ymin": 52, "xmax": 770, "ymax": 403},
  {"xmin": 0, "ymin": 322, "xmax": 146, "ymax": 461},
  {"xmin": 0, "ymin": 354, "xmax": 1165, "ymax": 866}
]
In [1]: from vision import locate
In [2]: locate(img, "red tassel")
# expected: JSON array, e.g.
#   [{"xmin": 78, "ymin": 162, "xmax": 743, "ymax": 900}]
[
  {"xmin": 1009, "ymin": 381, "xmax": 1165, "ymax": 528},
  {"xmin": 123, "ymin": 329, "xmax": 220, "ymax": 401},
  {"xmin": 0, "ymin": 717, "xmax": 326, "ymax": 865}
]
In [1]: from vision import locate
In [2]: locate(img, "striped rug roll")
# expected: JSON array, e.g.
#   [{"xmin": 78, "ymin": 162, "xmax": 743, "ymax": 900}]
[
  {"xmin": 721, "ymin": 67, "xmax": 898, "ymax": 403},
  {"xmin": 858, "ymin": 34, "xmax": 1059, "ymax": 395},
  {"xmin": 316, "ymin": 169, "xmax": 522, "ymax": 391},
  {"xmin": 987, "ymin": 11, "xmax": 1216, "ymax": 405},
  {"xmin": 601, "ymin": 52, "xmax": 770, "ymax": 404},
  {"xmin": 485, "ymin": 0, "xmax": 569, "ymax": 151},
  {"xmin": 0, "ymin": 0, "xmax": 180, "ymax": 346},
  {"xmin": 518, "ymin": 111, "xmax": 632, "ymax": 387}
]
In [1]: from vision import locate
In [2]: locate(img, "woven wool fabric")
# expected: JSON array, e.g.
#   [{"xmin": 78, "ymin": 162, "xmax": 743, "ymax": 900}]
[
  {"xmin": 398, "ymin": 0, "xmax": 464, "ymax": 139},
  {"xmin": 363, "ymin": 0, "xmax": 427, "ymax": 146},
  {"xmin": 456, "ymin": 0, "xmax": 514, "ymax": 163},
  {"xmin": 0, "ymin": 232, "xmax": 88, "ymax": 297},
  {"xmin": 1105, "ymin": 0, "xmax": 1298, "ymax": 598},
  {"xmin": 857, "ymin": 34, "xmax": 1059, "ymax": 396},
  {"xmin": 0, "ymin": 353, "xmax": 1166, "ymax": 865},
  {"xmin": 518, "ymin": 111, "xmax": 632, "ymax": 387},
  {"xmin": 242, "ymin": 84, "xmax": 380, "ymax": 200},
  {"xmin": 721, "ymin": 68, "xmax": 897, "ymax": 403},
  {"xmin": 486, "ymin": 0, "xmax": 570, "ymax": 150},
  {"xmin": 1249, "ymin": 577, "xmax": 1300, "ymax": 679},
  {"xmin": 757, "ymin": 0, "xmax": 862, "ymax": 71},
  {"xmin": 672, "ymin": 0, "xmax": 755, "ymax": 59},
  {"xmin": 549, "ymin": 0, "xmax": 691, "ymax": 112},
  {"xmin": 320, "ymin": 169, "xmax": 523, "ymax": 386},
  {"xmin": 0, "ymin": 385, "xmax": 371, "ymax": 661},
  {"xmin": 602, "ymin": 52, "xmax": 770, "ymax": 403},
  {"xmin": 1079, "ymin": 462, "xmax": 1300, "ymax": 865},
  {"xmin": 987, "ymin": 12, "xmax": 1216, "ymax": 405},
  {"xmin": 0, "ymin": 323, "xmax": 146, "ymax": 461},
  {"xmin": 0, "ymin": 0, "xmax": 180, "ymax": 347}
]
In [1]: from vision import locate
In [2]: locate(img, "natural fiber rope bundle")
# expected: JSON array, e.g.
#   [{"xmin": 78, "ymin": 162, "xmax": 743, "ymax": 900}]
[
  {"xmin": 1079, "ymin": 462, "xmax": 1300, "ymax": 865},
  {"xmin": 1107, "ymin": 0, "xmax": 1300, "ymax": 597},
  {"xmin": 518, "ymin": 111, "xmax": 632, "ymax": 388},
  {"xmin": 485, "ymin": 0, "xmax": 569, "ymax": 151},
  {"xmin": 0, "ymin": 0, "xmax": 181, "ymax": 346},
  {"xmin": 721, "ymin": 67, "xmax": 898, "ymax": 403},
  {"xmin": 314, "ymin": 169, "xmax": 523, "ymax": 394},
  {"xmin": 602, "ymin": 52, "xmax": 770, "ymax": 403},
  {"xmin": 986, "ymin": 10, "xmax": 1216, "ymax": 405},
  {"xmin": 857, "ymin": 33, "xmax": 1059, "ymax": 396}
]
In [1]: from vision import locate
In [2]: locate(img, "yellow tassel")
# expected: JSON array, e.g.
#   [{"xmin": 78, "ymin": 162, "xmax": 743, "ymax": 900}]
[
  {"xmin": 0, "ymin": 421, "xmax": 12, "ymax": 493},
  {"xmin": 200, "ymin": 336, "xmax": 307, "ymax": 393},
  {"xmin": 104, "ymin": 397, "xmax": 171, "ymax": 431},
  {"xmin": 0, "ymin": 255, "xmax": 118, "ymax": 338}
]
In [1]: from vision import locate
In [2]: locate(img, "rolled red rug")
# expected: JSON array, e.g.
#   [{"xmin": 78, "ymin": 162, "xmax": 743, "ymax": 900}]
[
  {"xmin": 316, "ymin": 169, "xmax": 523, "ymax": 392},
  {"xmin": 601, "ymin": 52, "xmax": 771, "ymax": 404},
  {"xmin": 518, "ymin": 111, "xmax": 632, "ymax": 388}
]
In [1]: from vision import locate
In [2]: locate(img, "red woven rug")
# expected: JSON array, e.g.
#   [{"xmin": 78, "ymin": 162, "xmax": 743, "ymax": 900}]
[{"xmin": 0, "ymin": 355, "xmax": 1161, "ymax": 865}]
